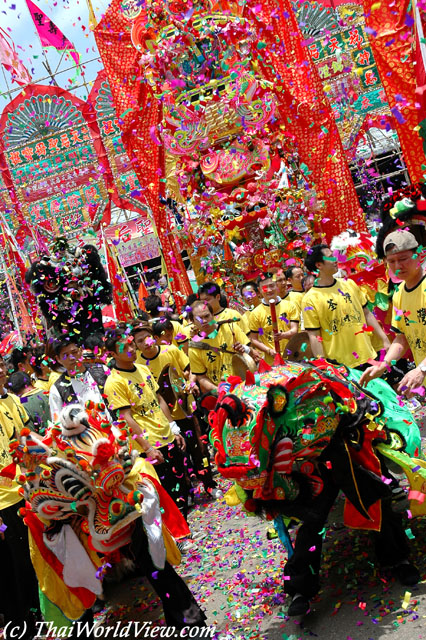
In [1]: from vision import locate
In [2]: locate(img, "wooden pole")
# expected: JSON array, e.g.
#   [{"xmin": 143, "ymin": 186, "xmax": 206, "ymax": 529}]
[
  {"xmin": 0, "ymin": 252, "xmax": 23, "ymax": 346},
  {"xmin": 269, "ymin": 298, "xmax": 281, "ymax": 355},
  {"xmin": 101, "ymin": 224, "xmax": 117, "ymax": 321}
]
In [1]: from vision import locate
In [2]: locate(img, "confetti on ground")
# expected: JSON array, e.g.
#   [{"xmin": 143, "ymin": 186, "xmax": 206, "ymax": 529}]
[{"xmin": 101, "ymin": 422, "xmax": 426, "ymax": 640}]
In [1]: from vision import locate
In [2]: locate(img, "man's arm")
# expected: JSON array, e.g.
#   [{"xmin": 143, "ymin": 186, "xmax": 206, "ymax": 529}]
[
  {"xmin": 157, "ymin": 394, "xmax": 186, "ymax": 450},
  {"xmin": 306, "ymin": 329, "xmax": 324, "ymax": 357},
  {"xmin": 196, "ymin": 373, "xmax": 218, "ymax": 393},
  {"xmin": 359, "ymin": 334, "xmax": 408, "ymax": 387},
  {"xmin": 249, "ymin": 331, "xmax": 274, "ymax": 358},
  {"xmin": 275, "ymin": 321, "xmax": 299, "ymax": 342},
  {"xmin": 363, "ymin": 307, "xmax": 391, "ymax": 350},
  {"xmin": 119, "ymin": 407, "xmax": 164, "ymax": 463},
  {"xmin": 157, "ymin": 393, "xmax": 174, "ymax": 422}
]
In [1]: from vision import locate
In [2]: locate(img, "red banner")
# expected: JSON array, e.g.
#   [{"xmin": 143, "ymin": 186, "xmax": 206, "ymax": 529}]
[
  {"xmin": 258, "ymin": 0, "xmax": 365, "ymax": 239},
  {"xmin": 94, "ymin": 6, "xmax": 192, "ymax": 311},
  {"xmin": 362, "ymin": 0, "xmax": 426, "ymax": 182},
  {"xmin": 105, "ymin": 239, "xmax": 135, "ymax": 322}
]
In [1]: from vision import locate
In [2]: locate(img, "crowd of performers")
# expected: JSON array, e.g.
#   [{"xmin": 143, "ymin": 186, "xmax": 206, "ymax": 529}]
[{"xmin": 1, "ymin": 224, "xmax": 426, "ymax": 637}]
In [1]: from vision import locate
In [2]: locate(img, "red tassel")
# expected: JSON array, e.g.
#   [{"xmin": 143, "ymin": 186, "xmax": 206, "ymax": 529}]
[
  {"xmin": 273, "ymin": 353, "xmax": 285, "ymax": 366},
  {"xmin": 245, "ymin": 370, "xmax": 255, "ymax": 386},
  {"xmin": 0, "ymin": 462, "xmax": 17, "ymax": 479},
  {"xmin": 258, "ymin": 359, "xmax": 272, "ymax": 373},
  {"xmin": 227, "ymin": 375, "xmax": 242, "ymax": 390}
]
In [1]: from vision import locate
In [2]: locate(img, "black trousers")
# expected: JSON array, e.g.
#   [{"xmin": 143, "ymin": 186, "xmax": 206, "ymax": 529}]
[
  {"xmin": 177, "ymin": 417, "xmax": 216, "ymax": 491},
  {"xmin": 281, "ymin": 468, "xmax": 410, "ymax": 598},
  {"xmin": 154, "ymin": 440, "xmax": 190, "ymax": 521},
  {"xmin": 0, "ymin": 500, "xmax": 39, "ymax": 633},
  {"xmin": 70, "ymin": 521, "xmax": 206, "ymax": 638},
  {"xmin": 129, "ymin": 520, "xmax": 206, "ymax": 629}
]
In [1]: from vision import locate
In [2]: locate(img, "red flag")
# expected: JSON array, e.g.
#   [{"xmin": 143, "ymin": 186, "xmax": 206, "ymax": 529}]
[
  {"xmin": 104, "ymin": 241, "xmax": 134, "ymax": 322},
  {"xmin": 138, "ymin": 279, "xmax": 148, "ymax": 311},
  {"xmin": 0, "ymin": 27, "xmax": 31, "ymax": 85},
  {"xmin": 0, "ymin": 222, "xmax": 39, "ymax": 326},
  {"xmin": 26, "ymin": 0, "xmax": 80, "ymax": 66},
  {"xmin": 7, "ymin": 272, "xmax": 35, "ymax": 335},
  {"xmin": 94, "ymin": 5, "xmax": 193, "ymax": 311}
]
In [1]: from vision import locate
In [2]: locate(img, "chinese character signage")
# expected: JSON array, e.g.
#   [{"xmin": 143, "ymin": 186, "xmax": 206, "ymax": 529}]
[
  {"xmin": 105, "ymin": 217, "xmax": 160, "ymax": 267},
  {"xmin": 0, "ymin": 85, "xmax": 110, "ymax": 239},
  {"xmin": 294, "ymin": 2, "xmax": 391, "ymax": 148},
  {"xmin": 311, "ymin": 25, "xmax": 380, "ymax": 91},
  {"xmin": 331, "ymin": 88, "xmax": 388, "ymax": 124}
]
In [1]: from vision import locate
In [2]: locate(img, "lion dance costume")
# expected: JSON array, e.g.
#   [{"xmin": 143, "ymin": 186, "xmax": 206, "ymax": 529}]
[
  {"xmin": 7, "ymin": 403, "xmax": 205, "ymax": 630},
  {"xmin": 25, "ymin": 239, "xmax": 112, "ymax": 340},
  {"xmin": 202, "ymin": 359, "xmax": 426, "ymax": 604}
]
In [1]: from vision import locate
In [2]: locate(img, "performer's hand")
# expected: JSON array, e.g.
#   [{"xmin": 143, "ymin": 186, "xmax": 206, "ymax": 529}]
[
  {"xmin": 251, "ymin": 349, "xmax": 262, "ymax": 363},
  {"xmin": 147, "ymin": 448, "xmax": 164, "ymax": 465},
  {"xmin": 175, "ymin": 434, "xmax": 186, "ymax": 451},
  {"xmin": 397, "ymin": 367, "xmax": 426, "ymax": 397},
  {"xmin": 359, "ymin": 362, "xmax": 387, "ymax": 387},
  {"xmin": 185, "ymin": 380, "xmax": 199, "ymax": 396},
  {"xmin": 274, "ymin": 331, "xmax": 288, "ymax": 341},
  {"xmin": 233, "ymin": 342, "xmax": 246, "ymax": 354},
  {"xmin": 0, "ymin": 517, "xmax": 5, "ymax": 541}
]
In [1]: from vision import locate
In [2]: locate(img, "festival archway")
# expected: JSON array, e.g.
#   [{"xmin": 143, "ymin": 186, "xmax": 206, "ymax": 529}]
[{"xmin": 0, "ymin": 84, "xmax": 113, "ymax": 244}]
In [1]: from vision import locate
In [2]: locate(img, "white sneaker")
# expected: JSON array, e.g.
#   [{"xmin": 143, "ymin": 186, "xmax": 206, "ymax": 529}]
[{"xmin": 177, "ymin": 538, "xmax": 194, "ymax": 554}]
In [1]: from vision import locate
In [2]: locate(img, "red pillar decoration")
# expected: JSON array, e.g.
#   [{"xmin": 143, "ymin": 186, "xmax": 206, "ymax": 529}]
[{"xmin": 362, "ymin": 0, "xmax": 426, "ymax": 182}]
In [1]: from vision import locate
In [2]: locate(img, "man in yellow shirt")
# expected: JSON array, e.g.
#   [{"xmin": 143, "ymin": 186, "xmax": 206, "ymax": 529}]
[
  {"xmin": 249, "ymin": 273, "xmax": 299, "ymax": 364},
  {"xmin": 132, "ymin": 323, "xmax": 221, "ymax": 499},
  {"xmin": 285, "ymin": 266, "xmax": 305, "ymax": 315},
  {"xmin": 151, "ymin": 316, "xmax": 189, "ymax": 353},
  {"xmin": 274, "ymin": 269, "xmax": 289, "ymax": 300},
  {"xmin": 199, "ymin": 281, "xmax": 244, "ymax": 325},
  {"xmin": 0, "ymin": 355, "xmax": 38, "ymax": 637},
  {"xmin": 31, "ymin": 345, "xmax": 61, "ymax": 392},
  {"xmin": 189, "ymin": 300, "xmax": 255, "ymax": 391},
  {"xmin": 104, "ymin": 326, "xmax": 189, "ymax": 518},
  {"xmin": 145, "ymin": 295, "xmax": 189, "ymax": 351},
  {"xmin": 303, "ymin": 244, "xmax": 390, "ymax": 369},
  {"xmin": 360, "ymin": 230, "xmax": 426, "ymax": 394},
  {"xmin": 240, "ymin": 281, "xmax": 262, "ymax": 334}
]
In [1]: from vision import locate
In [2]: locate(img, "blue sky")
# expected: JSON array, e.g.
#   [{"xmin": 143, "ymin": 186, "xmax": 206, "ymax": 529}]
[{"xmin": 0, "ymin": 0, "xmax": 108, "ymax": 107}]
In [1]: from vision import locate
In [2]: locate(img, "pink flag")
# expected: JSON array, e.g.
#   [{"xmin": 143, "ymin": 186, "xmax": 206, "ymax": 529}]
[
  {"xmin": 26, "ymin": 0, "xmax": 80, "ymax": 66},
  {"xmin": 0, "ymin": 28, "xmax": 31, "ymax": 85}
]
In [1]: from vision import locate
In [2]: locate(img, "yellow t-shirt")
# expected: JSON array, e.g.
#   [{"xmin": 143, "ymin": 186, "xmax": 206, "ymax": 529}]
[
  {"xmin": 249, "ymin": 297, "xmax": 299, "ymax": 364},
  {"xmin": 288, "ymin": 291, "xmax": 304, "ymax": 316},
  {"xmin": 171, "ymin": 320, "xmax": 188, "ymax": 347},
  {"xmin": 137, "ymin": 344, "xmax": 190, "ymax": 420},
  {"xmin": 104, "ymin": 364, "xmax": 174, "ymax": 451},
  {"xmin": 240, "ymin": 310, "xmax": 251, "ymax": 335},
  {"xmin": 0, "ymin": 393, "xmax": 29, "ymax": 510},
  {"xmin": 34, "ymin": 378, "xmax": 50, "ymax": 393},
  {"xmin": 34, "ymin": 370, "xmax": 61, "ymax": 393},
  {"xmin": 302, "ymin": 278, "xmax": 376, "ymax": 368},
  {"xmin": 391, "ymin": 274, "xmax": 426, "ymax": 367},
  {"xmin": 214, "ymin": 307, "xmax": 243, "ymax": 324},
  {"xmin": 189, "ymin": 323, "xmax": 249, "ymax": 384}
]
